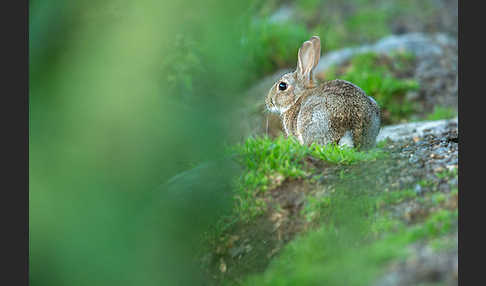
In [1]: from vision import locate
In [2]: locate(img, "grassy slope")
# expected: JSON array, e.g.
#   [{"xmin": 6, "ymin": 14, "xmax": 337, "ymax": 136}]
[{"xmin": 202, "ymin": 136, "xmax": 458, "ymax": 285}]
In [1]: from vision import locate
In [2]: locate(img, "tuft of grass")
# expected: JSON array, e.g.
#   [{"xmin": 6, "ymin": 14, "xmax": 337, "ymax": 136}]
[
  {"xmin": 430, "ymin": 192, "xmax": 447, "ymax": 205},
  {"xmin": 451, "ymin": 188, "xmax": 458, "ymax": 196},
  {"xmin": 375, "ymin": 139, "xmax": 392, "ymax": 149},
  {"xmin": 230, "ymin": 135, "xmax": 386, "ymax": 222},
  {"xmin": 375, "ymin": 188, "xmax": 416, "ymax": 209},
  {"xmin": 426, "ymin": 106, "xmax": 457, "ymax": 121},
  {"xmin": 429, "ymin": 235, "xmax": 457, "ymax": 253},
  {"xmin": 370, "ymin": 215, "xmax": 405, "ymax": 237},
  {"xmin": 435, "ymin": 167, "xmax": 458, "ymax": 180},
  {"xmin": 406, "ymin": 209, "xmax": 458, "ymax": 241},
  {"xmin": 326, "ymin": 52, "xmax": 420, "ymax": 124},
  {"xmin": 302, "ymin": 195, "xmax": 332, "ymax": 223}
]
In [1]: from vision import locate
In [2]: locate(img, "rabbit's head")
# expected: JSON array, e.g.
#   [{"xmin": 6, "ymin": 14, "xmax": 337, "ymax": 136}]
[{"xmin": 265, "ymin": 36, "xmax": 321, "ymax": 114}]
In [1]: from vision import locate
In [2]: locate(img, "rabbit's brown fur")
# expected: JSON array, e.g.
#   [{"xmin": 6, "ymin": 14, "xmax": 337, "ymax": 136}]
[{"xmin": 265, "ymin": 36, "xmax": 381, "ymax": 150}]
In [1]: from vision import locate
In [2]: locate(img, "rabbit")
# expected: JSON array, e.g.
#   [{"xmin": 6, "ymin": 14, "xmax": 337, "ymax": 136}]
[{"xmin": 265, "ymin": 36, "xmax": 381, "ymax": 150}]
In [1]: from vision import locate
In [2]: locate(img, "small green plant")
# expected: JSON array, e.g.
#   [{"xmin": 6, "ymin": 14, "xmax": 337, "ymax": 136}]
[
  {"xmin": 375, "ymin": 139, "xmax": 391, "ymax": 149},
  {"xmin": 370, "ymin": 215, "xmax": 405, "ymax": 237},
  {"xmin": 417, "ymin": 179, "xmax": 437, "ymax": 190},
  {"xmin": 451, "ymin": 188, "xmax": 458, "ymax": 196},
  {"xmin": 431, "ymin": 192, "xmax": 447, "ymax": 205},
  {"xmin": 375, "ymin": 189, "xmax": 416, "ymax": 209},
  {"xmin": 426, "ymin": 106, "xmax": 457, "ymax": 121},
  {"xmin": 436, "ymin": 167, "xmax": 458, "ymax": 180},
  {"xmin": 407, "ymin": 209, "xmax": 458, "ymax": 241},
  {"xmin": 429, "ymin": 235, "xmax": 457, "ymax": 252},
  {"xmin": 302, "ymin": 195, "xmax": 332, "ymax": 222}
]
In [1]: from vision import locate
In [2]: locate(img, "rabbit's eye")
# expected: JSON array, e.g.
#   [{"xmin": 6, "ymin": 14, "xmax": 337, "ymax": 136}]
[{"xmin": 278, "ymin": 82, "xmax": 287, "ymax": 91}]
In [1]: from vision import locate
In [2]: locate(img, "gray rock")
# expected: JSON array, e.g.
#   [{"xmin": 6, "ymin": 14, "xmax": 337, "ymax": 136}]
[
  {"xmin": 313, "ymin": 33, "xmax": 454, "ymax": 74},
  {"xmin": 268, "ymin": 5, "xmax": 295, "ymax": 23},
  {"xmin": 375, "ymin": 233, "xmax": 458, "ymax": 286},
  {"xmin": 377, "ymin": 117, "xmax": 458, "ymax": 142},
  {"xmin": 414, "ymin": 184, "xmax": 423, "ymax": 195}
]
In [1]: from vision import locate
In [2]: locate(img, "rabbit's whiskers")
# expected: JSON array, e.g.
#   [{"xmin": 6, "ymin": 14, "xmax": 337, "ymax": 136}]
[{"xmin": 266, "ymin": 116, "xmax": 269, "ymax": 136}]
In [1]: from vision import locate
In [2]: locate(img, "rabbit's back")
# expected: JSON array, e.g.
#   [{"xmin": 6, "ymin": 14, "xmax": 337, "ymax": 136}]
[{"xmin": 297, "ymin": 79, "xmax": 380, "ymax": 149}]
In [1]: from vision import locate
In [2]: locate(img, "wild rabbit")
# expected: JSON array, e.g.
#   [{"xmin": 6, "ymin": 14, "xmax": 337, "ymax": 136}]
[{"xmin": 265, "ymin": 36, "xmax": 381, "ymax": 150}]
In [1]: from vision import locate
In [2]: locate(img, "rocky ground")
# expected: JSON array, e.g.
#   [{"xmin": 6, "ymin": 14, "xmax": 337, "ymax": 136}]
[{"xmin": 374, "ymin": 118, "xmax": 458, "ymax": 286}]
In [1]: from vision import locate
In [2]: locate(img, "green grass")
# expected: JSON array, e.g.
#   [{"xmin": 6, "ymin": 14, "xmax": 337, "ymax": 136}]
[
  {"xmin": 407, "ymin": 209, "xmax": 458, "ymax": 240},
  {"xmin": 435, "ymin": 167, "xmax": 458, "ymax": 180},
  {"xmin": 429, "ymin": 234, "xmax": 457, "ymax": 253},
  {"xmin": 425, "ymin": 106, "xmax": 457, "ymax": 121},
  {"xmin": 230, "ymin": 135, "xmax": 385, "ymax": 222},
  {"xmin": 301, "ymin": 195, "xmax": 332, "ymax": 223},
  {"xmin": 303, "ymin": 187, "xmax": 417, "ymax": 226},
  {"xmin": 326, "ymin": 52, "xmax": 419, "ymax": 124},
  {"xmin": 375, "ymin": 188, "xmax": 417, "ymax": 209}
]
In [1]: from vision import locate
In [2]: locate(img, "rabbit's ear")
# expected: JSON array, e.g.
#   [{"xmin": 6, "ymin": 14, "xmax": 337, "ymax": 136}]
[
  {"xmin": 296, "ymin": 40, "xmax": 317, "ymax": 87},
  {"xmin": 309, "ymin": 36, "xmax": 321, "ymax": 68}
]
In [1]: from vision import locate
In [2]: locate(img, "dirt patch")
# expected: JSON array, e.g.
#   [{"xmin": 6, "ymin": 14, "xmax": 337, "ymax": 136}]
[{"xmin": 203, "ymin": 179, "xmax": 316, "ymax": 285}]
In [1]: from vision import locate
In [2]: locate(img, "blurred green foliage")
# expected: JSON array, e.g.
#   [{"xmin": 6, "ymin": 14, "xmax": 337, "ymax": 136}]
[
  {"xmin": 243, "ymin": 20, "xmax": 311, "ymax": 80},
  {"xmin": 312, "ymin": 9, "xmax": 391, "ymax": 51},
  {"xmin": 160, "ymin": 34, "xmax": 205, "ymax": 101},
  {"xmin": 300, "ymin": 0, "xmax": 439, "ymax": 51},
  {"xmin": 29, "ymin": 1, "xmax": 257, "ymax": 285}
]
